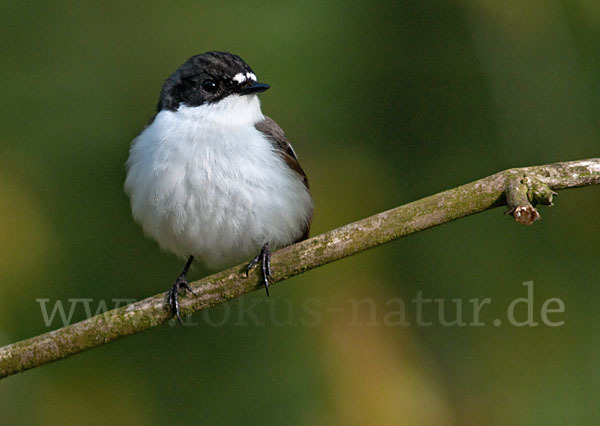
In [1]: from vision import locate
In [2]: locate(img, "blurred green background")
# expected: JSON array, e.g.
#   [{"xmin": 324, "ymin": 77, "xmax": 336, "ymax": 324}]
[{"xmin": 1, "ymin": 0, "xmax": 599, "ymax": 425}]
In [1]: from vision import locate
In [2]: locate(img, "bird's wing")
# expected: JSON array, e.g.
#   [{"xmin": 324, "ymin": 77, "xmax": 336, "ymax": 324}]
[
  {"xmin": 255, "ymin": 116, "xmax": 312, "ymax": 241},
  {"xmin": 255, "ymin": 116, "xmax": 310, "ymax": 189}
]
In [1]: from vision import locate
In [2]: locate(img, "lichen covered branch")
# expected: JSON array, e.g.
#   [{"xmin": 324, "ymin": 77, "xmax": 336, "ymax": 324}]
[{"xmin": 1, "ymin": 158, "xmax": 598, "ymax": 380}]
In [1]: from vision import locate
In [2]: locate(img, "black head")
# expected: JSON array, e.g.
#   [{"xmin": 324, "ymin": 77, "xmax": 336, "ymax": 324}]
[{"xmin": 156, "ymin": 51, "xmax": 270, "ymax": 112}]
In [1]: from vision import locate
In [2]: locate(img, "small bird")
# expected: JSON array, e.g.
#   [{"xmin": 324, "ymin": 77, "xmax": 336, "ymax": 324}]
[{"xmin": 124, "ymin": 52, "xmax": 313, "ymax": 321}]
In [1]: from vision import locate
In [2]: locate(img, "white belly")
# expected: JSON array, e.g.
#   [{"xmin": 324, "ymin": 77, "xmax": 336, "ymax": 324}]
[{"xmin": 124, "ymin": 107, "xmax": 312, "ymax": 269}]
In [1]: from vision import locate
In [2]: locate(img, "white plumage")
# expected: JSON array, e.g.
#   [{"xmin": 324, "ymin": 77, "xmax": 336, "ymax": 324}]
[{"xmin": 124, "ymin": 94, "xmax": 313, "ymax": 269}]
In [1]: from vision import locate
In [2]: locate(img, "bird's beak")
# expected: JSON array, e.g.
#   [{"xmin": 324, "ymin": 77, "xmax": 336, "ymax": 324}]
[{"xmin": 239, "ymin": 82, "xmax": 270, "ymax": 95}]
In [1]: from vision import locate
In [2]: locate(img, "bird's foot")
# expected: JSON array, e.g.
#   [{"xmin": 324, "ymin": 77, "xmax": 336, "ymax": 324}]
[
  {"xmin": 168, "ymin": 256, "xmax": 196, "ymax": 323},
  {"xmin": 245, "ymin": 243, "xmax": 272, "ymax": 296}
]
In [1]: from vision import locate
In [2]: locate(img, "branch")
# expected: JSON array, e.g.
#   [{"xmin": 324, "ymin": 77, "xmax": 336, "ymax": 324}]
[{"xmin": 1, "ymin": 158, "xmax": 599, "ymax": 379}]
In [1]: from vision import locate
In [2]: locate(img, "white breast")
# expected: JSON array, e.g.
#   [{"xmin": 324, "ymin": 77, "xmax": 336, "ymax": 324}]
[{"xmin": 124, "ymin": 95, "xmax": 313, "ymax": 269}]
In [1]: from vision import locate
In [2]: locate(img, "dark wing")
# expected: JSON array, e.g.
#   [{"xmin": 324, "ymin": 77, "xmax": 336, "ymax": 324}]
[
  {"xmin": 255, "ymin": 116, "xmax": 309, "ymax": 188},
  {"xmin": 255, "ymin": 116, "xmax": 312, "ymax": 241}
]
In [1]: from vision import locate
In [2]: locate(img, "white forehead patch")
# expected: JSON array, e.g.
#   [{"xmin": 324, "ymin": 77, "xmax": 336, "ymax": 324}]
[
  {"xmin": 232, "ymin": 72, "xmax": 258, "ymax": 84},
  {"xmin": 232, "ymin": 73, "xmax": 247, "ymax": 83}
]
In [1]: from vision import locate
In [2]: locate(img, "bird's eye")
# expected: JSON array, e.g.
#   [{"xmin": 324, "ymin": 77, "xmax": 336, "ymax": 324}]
[{"xmin": 202, "ymin": 79, "xmax": 218, "ymax": 92}]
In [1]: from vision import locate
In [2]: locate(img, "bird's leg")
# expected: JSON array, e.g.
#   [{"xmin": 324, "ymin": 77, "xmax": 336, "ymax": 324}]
[
  {"xmin": 168, "ymin": 255, "xmax": 197, "ymax": 323},
  {"xmin": 245, "ymin": 243, "xmax": 272, "ymax": 296}
]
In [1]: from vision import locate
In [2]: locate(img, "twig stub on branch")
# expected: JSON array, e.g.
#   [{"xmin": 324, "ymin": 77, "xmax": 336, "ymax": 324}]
[{"xmin": 505, "ymin": 176, "xmax": 540, "ymax": 225}]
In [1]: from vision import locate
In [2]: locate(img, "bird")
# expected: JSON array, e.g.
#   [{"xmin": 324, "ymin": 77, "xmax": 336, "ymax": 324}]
[{"xmin": 124, "ymin": 51, "xmax": 314, "ymax": 322}]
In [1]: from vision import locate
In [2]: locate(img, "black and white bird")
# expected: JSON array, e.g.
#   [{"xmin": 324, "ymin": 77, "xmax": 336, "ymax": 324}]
[{"xmin": 124, "ymin": 51, "xmax": 313, "ymax": 321}]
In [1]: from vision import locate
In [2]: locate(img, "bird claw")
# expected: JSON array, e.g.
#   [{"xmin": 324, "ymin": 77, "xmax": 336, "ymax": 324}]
[
  {"xmin": 168, "ymin": 256, "xmax": 196, "ymax": 323},
  {"xmin": 245, "ymin": 243, "xmax": 272, "ymax": 296}
]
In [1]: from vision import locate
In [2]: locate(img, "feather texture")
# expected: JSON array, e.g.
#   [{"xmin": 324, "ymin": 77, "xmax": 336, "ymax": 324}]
[{"xmin": 124, "ymin": 94, "xmax": 313, "ymax": 269}]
